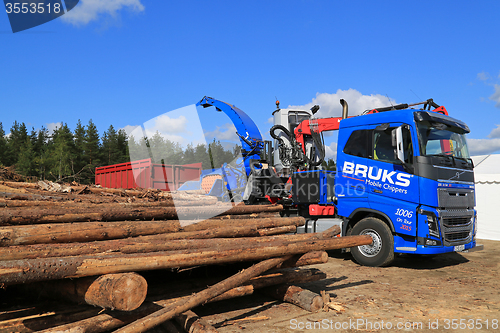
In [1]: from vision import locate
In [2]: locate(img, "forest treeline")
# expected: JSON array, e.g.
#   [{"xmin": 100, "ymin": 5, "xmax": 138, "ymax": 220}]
[{"xmin": 0, "ymin": 120, "xmax": 240, "ymax": 184}]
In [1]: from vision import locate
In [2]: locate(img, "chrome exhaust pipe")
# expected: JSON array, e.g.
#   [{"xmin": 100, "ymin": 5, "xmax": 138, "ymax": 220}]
[{"xmin": 340, "ymin": 99, "xmax": 348, "ymax": 119}]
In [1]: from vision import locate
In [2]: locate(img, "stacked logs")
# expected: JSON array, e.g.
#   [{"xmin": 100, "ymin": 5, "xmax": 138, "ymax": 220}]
[{"xmin": 0, "ymin": 182, "xmax": 372, "ymax": 333}]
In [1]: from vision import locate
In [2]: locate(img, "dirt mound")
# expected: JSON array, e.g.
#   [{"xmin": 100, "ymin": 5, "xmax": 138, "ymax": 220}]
[{"xmin": 0, "ymin": 166, "xmax": 25, "ymax": 182}]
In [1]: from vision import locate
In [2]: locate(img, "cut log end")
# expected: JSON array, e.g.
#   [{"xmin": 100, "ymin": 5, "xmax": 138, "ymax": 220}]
[{"xmin": 85, "ymin": 273, "xmax": 148, "ymax": 311}]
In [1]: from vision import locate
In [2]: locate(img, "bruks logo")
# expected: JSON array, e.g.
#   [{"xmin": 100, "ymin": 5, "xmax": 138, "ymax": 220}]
[
  {"xmin": 3, "ymin": 0, "xmax": 80, "ymax": 33},
  {"xmin": 342, "ymin": 161, "xmax": 412, "ymax": 195}
]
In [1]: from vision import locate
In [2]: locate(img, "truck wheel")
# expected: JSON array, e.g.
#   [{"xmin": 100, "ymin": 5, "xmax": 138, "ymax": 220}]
[{"xmin": 350, "ymin": 217, "xmax": 394, "ymax": 267}]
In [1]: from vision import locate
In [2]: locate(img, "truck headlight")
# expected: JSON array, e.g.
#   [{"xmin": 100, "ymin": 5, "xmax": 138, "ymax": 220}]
[{"xmin": 427, "ymin": 215, "xmax": 440, "ymax": 238}]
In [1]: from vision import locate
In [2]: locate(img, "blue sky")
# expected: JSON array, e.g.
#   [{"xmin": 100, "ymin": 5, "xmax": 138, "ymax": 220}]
[{"xmin": 1, "ymin": 0, "xmax": 500, "ymax": 158}]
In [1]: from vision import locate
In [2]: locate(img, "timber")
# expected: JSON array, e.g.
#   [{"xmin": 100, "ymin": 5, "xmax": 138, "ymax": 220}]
[
  {"xmin": 0, "ymin": 235, "xmax": 372, "ymax": 285},
  {"xmin": 0, "ymin": 179, "xmax": 368, "ymax": 332},
  {"xmin": 0, "ymin": 196, "xmax": 217, "ymax": 208},
  {"xmin": 261, "ymin": 284, "xmax": 324, "ymax": 312},
  {"xmin": 174, "ymin": 310, "xmax": 218, "ymax": 333},
  {"xmin": 276, "ymin": 251, "xmax": 329, "ymax": 269},
  {"xmin": 0, "ymin": 221, "xmax": 181, "ymax": 246},
  {"xmin": 0, "ymin": 217, "xmax": 303, "ymax": 260},
  {"xmin": 181, "ymin": 216, "xmax": 303, "ymax": 231},
  {"xmin": 33, "ymin": 267, "xmax": 324, "ymax": 333},
  {"xmin": 113, "ymin": 256, "xmax": 292, "ymax": 333},
  {"xmin": 0, "ymin": 204, "xmax": 283, "ymax": 226},
  {"xmin": 23, "ymin": 273, "xmax": 148, "ymax": 311}
]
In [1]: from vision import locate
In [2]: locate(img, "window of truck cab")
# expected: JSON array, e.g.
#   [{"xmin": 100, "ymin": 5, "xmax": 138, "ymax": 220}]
[
  {"xmin": 416, "ymin": 121, "xmax": 470, "ymax": 159},
  {"xmin": 373, "ymin": 125, "xmax": 413, "ymax": 165}
]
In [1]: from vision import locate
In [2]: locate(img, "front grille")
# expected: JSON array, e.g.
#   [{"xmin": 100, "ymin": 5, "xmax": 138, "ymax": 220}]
[
  {"xmin": 439, "ymin": 209, "xmax": 474, "ymax": 246},
  {"xmin": 443, "ymin": 216, "xmax": 471, "ymax": 227},
  {"xmin": 445, "ymin": 231, "xmax": 471, "ymax": 242}
]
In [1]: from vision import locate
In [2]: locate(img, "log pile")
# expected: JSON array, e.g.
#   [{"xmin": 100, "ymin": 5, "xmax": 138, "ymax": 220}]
[{"xmin": 0, "ymin": 181, "xmax": 372, "ymax": 333}]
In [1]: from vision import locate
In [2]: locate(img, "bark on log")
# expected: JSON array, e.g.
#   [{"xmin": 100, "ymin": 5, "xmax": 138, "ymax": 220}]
[
  {"xmin": 113, "ymin": 256, "xmax": 291, "ymax": 333},
  {"xmin": 276, "ymin": 251, "xmax": 329, "ymax": 269},
  {"xmin": 180, "ymin": 215, "xmax": 301, "ymax": 232},
  {"xmin": 0, "ymin": 220, "xmax": 301, "ymax": 260},
  {"xmin": 0, "ymin": 221, "xmax": 181, "ymax": 246},
  {"xmin": 256, "ymin": 225, "xmax": 296, "ymax": 236},
  {"xmin": 22, "ymin": 273, "xmax": 148, "ymax": 311},
  {"xmin": 174, "ymin": 310, "xmax": 218, "ymax": 333},
  {"xmin": 0, "ymin": 197, "xmax": 217, "ymax": 208},
  {"xmin": 261, "ymin": 284, "xmax": 323, "ymax": 312},
  {"xmin": 0, "ymin": 205, "xmax": 283, "ymax": 226},
  {"xmin": 0, "ymin": 236, "xmax": 372, "ymax": 285}
]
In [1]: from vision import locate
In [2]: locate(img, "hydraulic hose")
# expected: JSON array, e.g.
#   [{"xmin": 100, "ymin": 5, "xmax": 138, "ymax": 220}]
[{"xmin": 270, "ymin": 125, "xmax": 292, "ymax": 141}]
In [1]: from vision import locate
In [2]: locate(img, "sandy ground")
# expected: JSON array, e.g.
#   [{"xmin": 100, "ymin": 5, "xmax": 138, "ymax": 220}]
[{"xmin": 193, "ymin": 239, "xmax": 500, "ymax": 333}]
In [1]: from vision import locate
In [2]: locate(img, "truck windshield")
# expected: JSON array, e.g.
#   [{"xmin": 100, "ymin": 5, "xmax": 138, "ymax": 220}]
[{"xmin": 417, "ymin": 121, "xmax": 470, "ymax": 159}]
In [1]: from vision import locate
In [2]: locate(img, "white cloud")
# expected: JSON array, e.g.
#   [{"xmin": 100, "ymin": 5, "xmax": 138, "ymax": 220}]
[
  {"xmin": 490, "ymin": 84, "xmax": 500, "ymax": 108},
  {"xmin": 46, "ymin": 122, "xmax": 62, "ymax": 135},
  {"xmin": 477, "ymin": 72, "xmax": 490, "ymax": 81},
  {"xmin": 267, "ymin": 117, "xmax": 273, "ymax": 124},
  {"xmin": 121, "ymin": 125, "xmax": 139, "ymax": 137},
  {"xmin": 468, "ymin": 138, "xmax": 500, "ymax": 156},
  {"xmin": 150, "ymin": 114, "xmax": 188, "ymax": 134},
  {"xmin": 123, "ymin": 115, "xmax": 191, "ymax": 145},
  {"xmin": 204, "ymin": 123, "xmax": 239, "ymax": 142},
  {"xmin": 62, "ymin": 0, "xmax": 145, "ymax": 26},
  {"xmin": 287, "ymin": 89, "xmax": 396, "ymax": 118},
  {"xmin": 488, "ymin": 125, "xmax": 500, "ymax": 139}
]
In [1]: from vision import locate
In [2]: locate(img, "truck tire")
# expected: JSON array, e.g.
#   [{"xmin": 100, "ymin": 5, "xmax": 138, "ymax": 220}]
[{"xmin": 350, "ymin": 217, "xmax": 394, "ymax": 267}]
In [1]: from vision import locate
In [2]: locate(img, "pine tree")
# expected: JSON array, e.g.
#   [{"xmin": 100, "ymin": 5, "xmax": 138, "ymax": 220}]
[
  {"xmin": 101, "ymin": 125, "xmax": 119, "ymax": 165},
  {"xmin": 34, "ymin": 127, "xmax": 49, "ymax": 179},
  {"xmin": 17, "ymin": 138, "xmax": 35, "ymax": 176},
  {"xmin": 183, "ymin": 143, "xmax": 196, "ymax": 164},
  {"xmin": 84, "ymin": 120, "xmax": 100, "ymax": 166},
  {"xmin": 46, "ymin": 123, "xmax": 76, "ymax": 181},
  {"xmin": 194, "ymin": 143, "xmax": 210, "ymax": 169},
  {"xmin": 73, "ymin": 120, "xmax": 86, "ymax": 175},
  {"xmin": 148, "ymin": 131, "xmax": 165, "ymax": 164},
  {"xmin": 6, "ymin": 121, "xmax": 28, "ymax": 165},
  {"xmin": 116, "ymin": 129, "xmax": 129, "ymax": 163}
]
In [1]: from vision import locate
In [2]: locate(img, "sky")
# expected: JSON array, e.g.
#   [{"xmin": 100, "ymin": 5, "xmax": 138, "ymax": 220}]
[{"xmin": 1, "ymin": 0, "xmax": 500, "ymax": 159}]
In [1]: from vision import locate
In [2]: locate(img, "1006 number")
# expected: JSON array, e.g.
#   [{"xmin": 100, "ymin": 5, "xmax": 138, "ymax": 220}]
[{"xmin": 395, "ymin": 208, "xmax": 413, "ymax": 219}]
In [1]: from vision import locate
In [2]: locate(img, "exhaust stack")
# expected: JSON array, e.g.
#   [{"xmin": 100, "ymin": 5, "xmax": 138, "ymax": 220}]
[{"xmin": 340, "ymin": 99, "xmax": 348, "ymax": 119}]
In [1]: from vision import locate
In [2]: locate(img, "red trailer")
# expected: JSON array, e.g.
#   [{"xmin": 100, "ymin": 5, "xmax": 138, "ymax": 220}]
[{"xmin": 95, "ymin": 158, "xmax": 202, "ymax": 191}]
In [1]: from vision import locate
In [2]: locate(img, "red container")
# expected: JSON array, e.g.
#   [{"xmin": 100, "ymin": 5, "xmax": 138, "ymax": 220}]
[{"xmin": 95, "ymin": 158, "xmax": 202, "ymax": 191}]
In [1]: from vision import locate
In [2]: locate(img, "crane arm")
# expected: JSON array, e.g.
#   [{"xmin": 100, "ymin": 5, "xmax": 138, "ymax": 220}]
[
  {"xmin": 293, "ymin": 117, "xmax": 343, "ymax": 157},
  {"xmin": 197, "ymin": 96, "xmax": 263, "ymax": 175}
]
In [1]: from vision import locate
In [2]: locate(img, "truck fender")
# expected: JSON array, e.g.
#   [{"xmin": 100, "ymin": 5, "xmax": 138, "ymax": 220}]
[{"xmin": 344, "ymin": 208, "xmax": 395, "ymax": 235}]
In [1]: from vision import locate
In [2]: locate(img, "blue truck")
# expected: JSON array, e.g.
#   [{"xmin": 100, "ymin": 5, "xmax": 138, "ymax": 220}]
[
  {"xmin": 179, "ymin": 97, "xmax": 482, "ymax": 266},
  {"xmin": 246, "ymin": 99, "xmax": 482, "ymax": 266}
]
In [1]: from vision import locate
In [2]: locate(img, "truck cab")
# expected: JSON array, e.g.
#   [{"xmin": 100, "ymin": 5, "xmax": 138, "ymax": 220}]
[{"xmin": 335, "ymin": 109, "xmax": 477, "ymax": 266}]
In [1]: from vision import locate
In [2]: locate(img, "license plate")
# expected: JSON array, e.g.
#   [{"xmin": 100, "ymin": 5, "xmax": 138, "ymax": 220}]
[{"xmin": 454, "ymin": 244, "xmax": 465, "ymax": 252}]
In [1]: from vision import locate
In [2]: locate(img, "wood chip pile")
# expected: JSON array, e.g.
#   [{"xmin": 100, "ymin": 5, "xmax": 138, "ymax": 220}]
[{"xmin": 0, "ymin": 181, "xmax": 372, "ymax": 333}]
